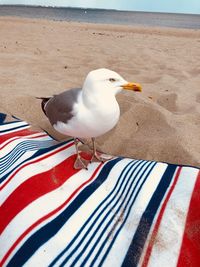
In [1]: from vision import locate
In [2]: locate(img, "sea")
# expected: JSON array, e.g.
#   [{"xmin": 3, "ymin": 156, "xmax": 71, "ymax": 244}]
[{"xmin": 0, "ymin": 5, "xmax": 200, "ymax": 29}]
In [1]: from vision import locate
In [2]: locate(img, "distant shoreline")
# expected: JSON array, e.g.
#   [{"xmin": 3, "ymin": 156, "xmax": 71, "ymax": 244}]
[
  {"xmin": 1, "ymin": 4, "xmax": 200, "ymax": 15},
  {"xmin": 0, "ymin": 5, "xmax": 200, "ymax": 29}
]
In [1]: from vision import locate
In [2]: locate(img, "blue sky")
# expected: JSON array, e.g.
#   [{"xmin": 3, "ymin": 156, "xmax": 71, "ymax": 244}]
[{"xmin": 0, "ymin": 0, "xmax": 200, "ymax": 14}]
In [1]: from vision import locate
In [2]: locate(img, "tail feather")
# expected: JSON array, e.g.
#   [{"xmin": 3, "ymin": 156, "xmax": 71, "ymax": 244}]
[{"xmin": 36, "ymin": 97, "xmax": 51, "ymax": 116}]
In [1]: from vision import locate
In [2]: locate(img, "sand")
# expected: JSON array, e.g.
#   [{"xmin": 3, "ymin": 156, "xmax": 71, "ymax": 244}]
[{"xmin": 0, "ymin": 17, "xmax": 200, "ymax": 167}]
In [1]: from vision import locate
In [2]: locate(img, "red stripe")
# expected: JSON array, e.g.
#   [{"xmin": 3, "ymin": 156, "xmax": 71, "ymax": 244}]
[
  {"xmin": 0, "ymin": 145, "xmax": 80, "ymax": 233},
  {"xmin": 0, "ymin": 128, "xmax": 34, "ymax": 143},
  {"xmin": 177, "ymin": 170, "xmax": 200, "ymax": 267},
  {"xmin": 0, "ymin": 133, "xmax": 48, "ymax": 150},
  {"xmin": 1, "ymin": 162, "xmax": 102, "ymax": 266},
  {"xmin": 0, "ymin": 128, "xmax": 37, "ymax": 143},
  {"xmin": 141, "ymin": 166, "xmax": 182, "ymax": 267},
  {"xmin": 0, "ymin": 142, "xmax": 73, "ymax": 190}
]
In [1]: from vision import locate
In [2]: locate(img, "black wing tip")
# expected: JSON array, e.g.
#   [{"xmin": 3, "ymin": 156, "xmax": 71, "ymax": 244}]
[
  {"xmin": 36, "ymin": 97, "xmax": 50, "ymax": 100},
  {"xmin": 36, "ymin": 97, "xmax": 51, "ymax": 116}
]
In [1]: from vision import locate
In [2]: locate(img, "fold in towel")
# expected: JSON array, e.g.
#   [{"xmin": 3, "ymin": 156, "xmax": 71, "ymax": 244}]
[{"xmin": 0, "ymin": 113, "xmax": 199, "ymax": 267}]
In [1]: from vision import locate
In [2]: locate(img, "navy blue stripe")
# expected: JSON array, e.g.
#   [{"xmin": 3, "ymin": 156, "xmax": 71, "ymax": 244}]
[
  {"xmin": 32, "ymin": 140, "xmax": 73, "ymax": 158},
  {"xmin": 0, "ymin": 119, "xmax": 21, "ymax": 126},
  {"xmin": 0, "ymin": 123, "xmax": 29, "ymax": 133},
  {"xmin": 94, "ymin": 162, "xmax": 156, "ymax": 267},
  {"xmin": 122, "ymin": 164, "xmax": 177, "ymax": 267},
  {"xmin": 49, "ymin": 160, "xmax": 141, "ymax": 267},
  {"xmin": 0, "ymin": 152, "xmax": 37, "ymax": 184},
  {"xmin": 7, "ymin": 157, "xmax": 122, "ymax": 267},
  {"xmin": 78, "ymin": 162, "xmax": 156, "ymax": 267},
  {"xmin": 0, "ymin": 150, "xmax": 25, "ymax": 175},
  {"xmin": 0, "ymin": 140, "xmax": 54, "ymax": 165},
  {"xmin": 0, "ymin": 143, "xmax": 40, "ymax": 169},
  {"xmin": 0, "ymin": 145, "xmax": 39, "ymax": 175},
  {"xmin": 0, "ymin": 140, "xmax": 73, "ymax": 183},
  {"xmin": 0, "ymin": 113, "xmax": 7, "ymax": 124}
]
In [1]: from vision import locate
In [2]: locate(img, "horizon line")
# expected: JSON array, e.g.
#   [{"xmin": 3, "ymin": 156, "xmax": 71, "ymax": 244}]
[{"xmin": 0, "ymin": 4, "xmax": 200, "ymax": 16}]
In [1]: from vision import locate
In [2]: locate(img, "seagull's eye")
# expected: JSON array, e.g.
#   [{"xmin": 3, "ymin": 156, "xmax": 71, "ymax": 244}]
[{"xmin": 109, "ymin": 78, "xmax": 116, "ymax": 82}]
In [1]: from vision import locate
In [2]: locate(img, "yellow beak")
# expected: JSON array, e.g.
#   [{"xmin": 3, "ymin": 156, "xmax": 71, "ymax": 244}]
[{"xmin": 122, "ymin": 82, "xmax": 142, "ymax": 92}]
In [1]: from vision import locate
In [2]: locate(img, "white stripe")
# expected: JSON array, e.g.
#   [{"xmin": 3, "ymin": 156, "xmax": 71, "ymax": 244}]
[
  {"xmin": 146, "ymin": 167, "xmax": 198, "ymax": 267},
  {"xmin": 0, "ymin": 141, "xmax": 74, "ymax": 202},
  {"xmin": 0, "ymin": 125, "xmax": 30, "ymax": 136},
  {"xmin": 1, "ymin": 162, "xmax": 102, "ymax": 262},
  {"xmin": 0, "ymin": 121, "xmax": 28, "ymax": 131},
  {"xmin": 24, "ymin": 159, "xmax": 131, "ymax": 267}
]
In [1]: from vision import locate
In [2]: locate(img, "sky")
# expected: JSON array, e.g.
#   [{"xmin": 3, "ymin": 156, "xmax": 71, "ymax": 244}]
[{"xmin": 0, "ymin": 0, "xmax": 200, "ymax": 14}]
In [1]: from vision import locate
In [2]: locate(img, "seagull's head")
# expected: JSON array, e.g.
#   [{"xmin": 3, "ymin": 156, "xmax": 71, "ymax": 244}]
[{"xmin": 83, "ymin": 68, "xmax": 142, "ymax": 96}]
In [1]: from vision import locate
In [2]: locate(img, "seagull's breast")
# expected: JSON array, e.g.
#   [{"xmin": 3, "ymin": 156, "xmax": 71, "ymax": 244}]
[{"xmin": 54, "ymin": 96, "xmax": 120, "ymax": 138}]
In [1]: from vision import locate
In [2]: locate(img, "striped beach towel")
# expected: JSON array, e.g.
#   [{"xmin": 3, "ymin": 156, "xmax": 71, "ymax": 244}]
[{"xmin": 0, "ymin": 113, "xmax": 199, "ymax": 267}]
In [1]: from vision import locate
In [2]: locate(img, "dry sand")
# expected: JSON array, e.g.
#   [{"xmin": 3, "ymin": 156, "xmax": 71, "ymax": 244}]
[{"xmin": 0, "ymin": 17, "xmax": 200, "ymax": 167}]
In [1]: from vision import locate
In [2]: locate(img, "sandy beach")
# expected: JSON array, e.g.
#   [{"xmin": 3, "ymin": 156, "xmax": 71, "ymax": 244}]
[{"xmin": 0, "ymin": 16, "xmax": 200, "ymax": 167}]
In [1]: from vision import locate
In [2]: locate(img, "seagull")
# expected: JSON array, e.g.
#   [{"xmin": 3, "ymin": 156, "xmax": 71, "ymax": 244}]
[{"xmin": 37, "ymin": 68, "xmax": 142, "ymax": 169}]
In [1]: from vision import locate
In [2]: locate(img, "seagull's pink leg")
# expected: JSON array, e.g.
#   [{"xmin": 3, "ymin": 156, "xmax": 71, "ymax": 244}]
[
  {"xmin": 90, "ymin": 137, "xmax": 107, "ymax": 163},
  {"xmin": 73, "ymin": 138, "xmax": 89, "ymax": 170}
]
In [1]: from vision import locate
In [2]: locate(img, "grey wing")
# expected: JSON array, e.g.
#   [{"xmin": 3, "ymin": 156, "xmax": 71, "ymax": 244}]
[{"xmin": 45, "ymin": 88, "xmax": 82, "ymax": 125}]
